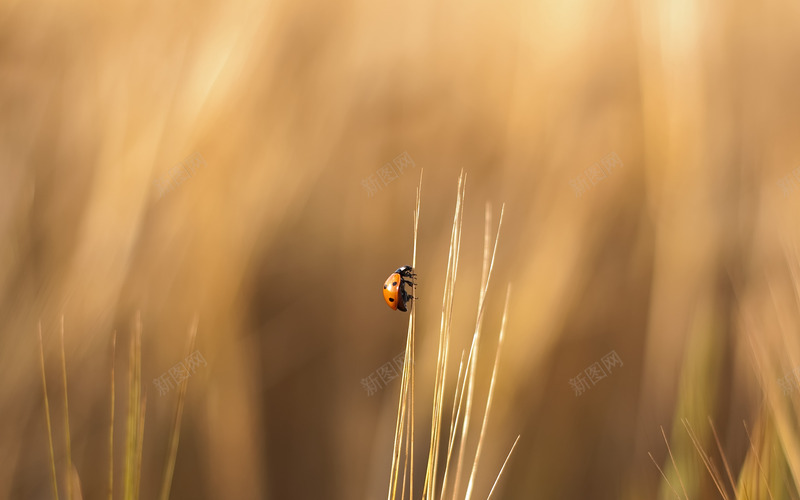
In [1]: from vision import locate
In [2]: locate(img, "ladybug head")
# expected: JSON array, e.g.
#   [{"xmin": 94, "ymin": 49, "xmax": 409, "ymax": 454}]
[{"xmin": 395, "ymin": 265, "xmax": 414, "ymax": 277}]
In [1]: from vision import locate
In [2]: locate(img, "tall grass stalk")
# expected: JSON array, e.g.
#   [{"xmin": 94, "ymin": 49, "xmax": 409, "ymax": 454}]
[
  {"xmin": 454, "ymin": 205, "xmax": 504, "ymax": 500},
  {"xmin": 389, "ymin": 172, "xmax": 518, "ymax": 499},
  {"xmin": 422, "ymin": 172, "xmax": 465, "ymax": 500},
  {"xmin": 59, "ymin": 316, "xmax": 74, "ymax": 500},
  {"xmin": 159, "ymin": 315, "xmax": 199, "ymax": 500},
  {"xmin": 39, "ymin": 313, "xmax": 197, "ymax": 500},
  {"xmin": 124, "ymin": 314, "xmax": 144, "ymax": 500},
  {"xmin": 486, "ymin": 435, "xmax": 519, "ymax": 500},
  {"xmin": 389, "ymin": 169, "xmax": 422, "ymax": 500},
  {"xmin": 660, "ymin": 425, "xmax": 689, "ymax": 500},
  {"xmin": 681, "ymin": 418, "xmax": 730, "ymax": 499},
  {"xmin": 38, "ymin": 321, "xmax": 60, "ymax": 500},
  {"xmin": 109, "ymin": 332, "xmax": 116, "ymax": 500},
  {"xmin": 707, "ymin": 417, "xmax": 737, "ymax": 499},
  {"xmin": 742, "ymin": 419, "xmax": 775, "ymax": 500},
  {"xmin": 464, "ymin": 285, "xmax": 510, "ymax": 500}
]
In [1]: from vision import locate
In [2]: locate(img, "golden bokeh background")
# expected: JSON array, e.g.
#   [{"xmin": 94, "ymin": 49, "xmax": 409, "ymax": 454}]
[{"xmin": 2, "ymin": 0, "xmax": 800, "ymax": 498}]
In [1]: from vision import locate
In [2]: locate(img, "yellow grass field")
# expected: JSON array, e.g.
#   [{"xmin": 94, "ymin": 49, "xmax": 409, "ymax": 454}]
[{"xmin": 2, "ymin": 0, "xmax": 800, "ymax": 498}]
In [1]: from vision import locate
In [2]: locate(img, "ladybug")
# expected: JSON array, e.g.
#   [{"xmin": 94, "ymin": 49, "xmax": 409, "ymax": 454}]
[{"xmin": 383, "ymin": 266, "xmax": 416, "ymax": 312}]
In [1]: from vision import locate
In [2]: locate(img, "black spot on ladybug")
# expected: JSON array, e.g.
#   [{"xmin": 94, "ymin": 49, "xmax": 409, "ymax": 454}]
[
  {"xmin": 384, "ymin": 285, "xmax": 387, "ymax": 289},
  {"xmin": 389, "ymin": 298, "xmax": 395, "ymax": 302},
  {"xmin": 392, "ymin": 281, "xmax": 398, "ymax": 286}
]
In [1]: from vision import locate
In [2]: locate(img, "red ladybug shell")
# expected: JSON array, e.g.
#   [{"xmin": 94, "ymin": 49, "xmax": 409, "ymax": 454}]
[
  {"xmin": 383, "ymin": 266, "xmax": 415, "ymax": 312},
  {"xmin": 383, "ymin": 272, "xmax": 404, "ymax": 311}
]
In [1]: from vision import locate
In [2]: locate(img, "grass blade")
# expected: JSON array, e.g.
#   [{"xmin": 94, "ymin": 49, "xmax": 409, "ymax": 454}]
[
  {"xmin": 708, "ymin": 416, "xmax": 737, "ymax": 500},
  {"xmin": 124, "ymin": 313, "xmax": 143, "ymax": 500},
  {"xmin": 109, "ymin": 331, "xmax": 116, "ymax": 500},
  {"xmin": 59, "ymin": 316, "xmax": 73, "ymax": 500},
  {"xmin": 486, "ymin": 435, "xmax": 520, "ymax": 500},
  {"xmin": 649, "ymin": 451, "xmax": 682, "ymax": 500},
  {"xmin": 389, "ymin": 169, "xmax": 422, "ymax": 500},
  {"xmin": 38, "ymin": 321, "xmax": 60, "ymax": 500},
  {"xmin": 661, "ymin": 426, "xmax": 689, "ymax": 500},
  {"xmin": 160, "ymin": 316, "xmax": 199, "ymax": 500},
  {"xmin": 453, "ymin": 203, "xmax": 504, "ymax": 500},
  {"xmin": 464, "ymin": 284, "xmax": 510, "ymax": 500},
  {"xmin": 423, "ymin": 172, "xmax": 465, "ymax": 499}
]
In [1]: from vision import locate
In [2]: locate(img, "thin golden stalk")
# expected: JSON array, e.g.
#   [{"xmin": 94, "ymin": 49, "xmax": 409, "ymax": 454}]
[
  {"xmin": 661, "ymin": 426, "xmax": 689, "ymax": 500},
  {"xmin": 124, "ymin": 330, "xmax": 134, "ymax": 499},
  {"xmin": 38, "ymin": 321, "xmax": 60, "ymax": 500},
  {"xmin": 464, "ymin": 285, "xmax": 510, "ymax": 500},
  {"xmin": 744, "ymin": 326, "xmax": 800, "ymax": 496},
  {"xmin": 400, "ymin": 408, "xmax": 410, "ymax": 500},
  {"xmin": 389, "ymin": 170, "xmax": 422, "ymax": 500},
  {"xmin": 124, "ymin": 314, "xmax": 143, "ymax": 500},
  {"xmin": 682, "ymin": 418, "xmax": 729, "ymax": 500},
  {"xmin": 649, "ymin": 451, "xmax": 682, "ymax": 499},
  {"xmin": 453, "ymin": 203, "xmax": 503, "ymax": 500},
  {"xmin": 409, "ymin": 172, "xmax": 420, "ymax": 499},
  {"xmin": 743, "ymin": 420, "xmax": 775, "ymax": 500},
  {"xmin": 160, "ymin": 317, "xmax": 199, "ymax": 500},
  {"xmin": 438, "ymin": 351, "xmax": 467, "ymax": 500},
  {"xmin": 390, "ymin": 328, "xmax": 413, "ymax": 500},
  {"xmin": 134, "ymin": 394, "xmax": 147, "ymax": 500},
  {"xmin": 708, "ymin": 417, "xmax": 737, "ymax": 500},
  {"xmin": 388, "ymin": 348, "xmax": 409, "ymax": 500},
  {"xmin": 486, "ymin": 435, "xmax": 520, "ymax": 500},
  {"xmin": 109, "ymin": 331, "xmax": 116, "ymax": 500},
  {"xmin": 423, "ymin": 172, "xmax": 465, "ymax": 500},
  {"xmin": 451, "ymin": 334, "xmax": 477, "ymax": 500},
  {"xmin": 60, "ymin": 316, "xmax": 73, "ymax": 500},
  {"xmin": 389, "ymin": 365, "xmax": 409, "ymax": 500},
  {"xmin": 480, "ymin": 202, "xmax": 491, "ymax": 298}
]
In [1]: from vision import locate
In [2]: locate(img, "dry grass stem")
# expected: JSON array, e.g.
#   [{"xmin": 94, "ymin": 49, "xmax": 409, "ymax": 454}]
[
  {"xmin": 743, "ymin": 420, "xmax": 775, "ymax": 500},
  {"xmin": 422, "ymin": 172, "xmax": 465, "ymax": 500},
  {"xmin": 390, "ymin": 172, "xmax": 513, "ymax": 500},
  {"xmin": 59, "ymin": 316, "xmax": 73, "ymax": 500},
  {"xmin": 159, "ymin": 315, "xmax": 199, "ymax": 500},
  {"xmin": 109, "ymin": 331, "xmax": 116, "ymax": 500},
  {"xmin": 661, "ymin": 425, "xmax": 689, "ymax": 500},
  {"xmin": 124, "ymin": 314, "xmax": 144, "ymax": 500},
  {"xmin": 708, "ymin": 417, "xmax": 738, "ymax": 499},
  {"xmin": 649, "ymin": 451, "xmax": 682, "ymax": 500},
  {"xmin": 38, "ymin": 322, "xmax": 60, "ymax": 500},
  {"xmin": 681, "ymin": 418, "xmax": 730, "ymax": 500},
  {"xmin": 389, "ymin": 170, "xmax": 423, "ymax": 500},
  {"xmin": 486, "ymin": 435, "xmax": 520, "ymax": 500},
  {"xmin": 452, "ymin": 203, "xmax": 504, "ymax": 500}
]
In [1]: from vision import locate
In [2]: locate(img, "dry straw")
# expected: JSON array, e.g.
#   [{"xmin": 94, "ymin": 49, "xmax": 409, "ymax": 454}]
[
  {"xmin": 38, "ymin": 314, "xmax": 199, "ymax": 500},
  {"xmin": 388, "ymin": 171, "xmax": 519, "ymax": 500}
]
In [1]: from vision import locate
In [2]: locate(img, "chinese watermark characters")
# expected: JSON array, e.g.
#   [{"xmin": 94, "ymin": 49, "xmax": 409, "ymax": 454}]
[
  {"xmin": 569, "ymin": 152, "xmax": 623, "ymax": 198},
  {"xmin": 777, "ymin": 167, "xmax": 800, "ymax": 197},
  {"xmin": 361, "ymin": 350, "xmax": 408, "ymax": 396},
  {"xmin": 569, "ymin": 350, "xmax": 623, "ymax": 396},
  {"xmin": 154, "ymin": 152, "xmax": 206, "ymax": 199},
  {"xmin": 777, "ymin": 365, "xmax": 800, "ymax": 395},
  {"xmin": 361, "ymin": 151, "xmax": 416, "ymax": 197},
  {"xmin": 153, "ymin": 350, "xmax": 207, "ymax": 396}
]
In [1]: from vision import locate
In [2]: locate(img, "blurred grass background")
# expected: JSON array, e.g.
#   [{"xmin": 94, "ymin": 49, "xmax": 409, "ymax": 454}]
[{"xmin": 2, "ymin": 0, "xmax": 800, "ymax": 498}]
